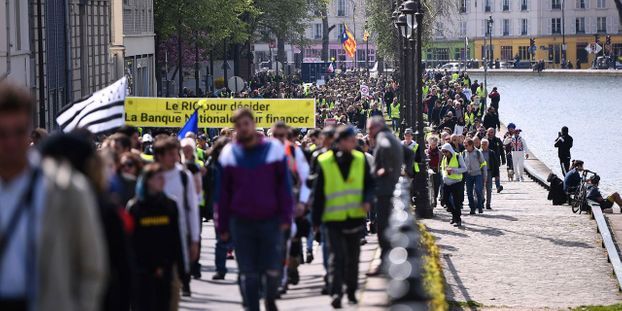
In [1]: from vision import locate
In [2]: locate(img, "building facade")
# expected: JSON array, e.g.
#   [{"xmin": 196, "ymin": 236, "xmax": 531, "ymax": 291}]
[
  {"xmin": 111, "ymin": 0, "xmax": 156, "ymax": 97},
  {"xmin": 432, "ymin": 0, "xmax": 622, "ymax": 67},
  {"xmin": 29, "ymin": 0, "xmax": 112, "ymax": 129},
  {"xmin": 253, "ymin": 0, "xmax": 377, "ymax": 71},
  {"xmin": 0, "ymin": 0, "xmax": 31, "ymax": 86}
]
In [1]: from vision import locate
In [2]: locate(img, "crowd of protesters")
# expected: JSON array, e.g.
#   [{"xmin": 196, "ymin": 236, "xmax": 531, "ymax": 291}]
[{"xmin": 0, "ymin": 65, "xmax": 536, "ymax": 311}]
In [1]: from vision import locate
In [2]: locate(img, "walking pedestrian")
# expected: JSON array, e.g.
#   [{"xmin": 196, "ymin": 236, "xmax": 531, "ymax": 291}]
[
  {"xmin": 463, "ymin": 138, "xmax": 487, "ymax": 214},
  {"xmin": 390, "ymin": 98, "xmax": 400, "ymax": 132},
  {"xmin": 153, "ymin": 137, "xmax": 200, "ymax": 299},
  {"xmin": 510, "ymin": 128, "xmax": 529, "ymax": 182},
  {"xmin": 554, "ymin": 126, "xmax": 573, "ymax": 175},
  {"xmin": 217, "ymin": 108, "xmax": 293, "ymax": 311},
  {"xmin": 127, "ymin": 163, "xmax": 183, "ymax": 311},
  {"xmin": 366, "ymin": 116, "xmax": 403, "ymax": 275},
  {"xmin": 481, "ymin": 139, "xmax": 500, "ymax": 209},
  {"xmin": 311, "ymin": 126, "xmax": 374, "ymax": 309},
  {"xmin": 426, "ymin": 136, "xmax": 442, "ymax": 207},
  {"xmin": 440, "ymin": 143, "xmax": 467, "ymax": 227},
  {"xmin": 0, "ymin": 82, "xmax": 107, "ymax": 311},
  {"xmin": 488, "ymin": 87, "xmax": 500, "ymax": 112}
]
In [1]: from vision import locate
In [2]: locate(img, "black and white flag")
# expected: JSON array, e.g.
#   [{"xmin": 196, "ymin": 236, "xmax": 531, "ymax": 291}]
[{"xmin": 56, "ymin": 77, "xmax": 127, "ymax": 134}]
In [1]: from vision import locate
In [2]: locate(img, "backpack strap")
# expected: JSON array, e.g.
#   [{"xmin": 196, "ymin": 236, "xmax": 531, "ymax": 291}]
[{"xmin": 180, "ymin": 170, "xmax": 189, "ymax": 212}]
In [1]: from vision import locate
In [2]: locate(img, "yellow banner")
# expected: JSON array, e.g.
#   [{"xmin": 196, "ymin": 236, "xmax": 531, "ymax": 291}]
[{"xmin": 124, "ymin": 97, "xmax": 316, "ymax": 128}]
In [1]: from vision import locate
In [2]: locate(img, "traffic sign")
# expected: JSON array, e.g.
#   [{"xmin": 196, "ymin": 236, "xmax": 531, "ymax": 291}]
[
  {"xmin": 585, "ymin": 43, "xmax": 603, "ymax": 54},
  {"xmin": 227, "ymin": 76, "xmax": 245, "ymax": 94},
  {"xmin": 360, "ymin": 84, "xmax": 369, "ymax": 96}
]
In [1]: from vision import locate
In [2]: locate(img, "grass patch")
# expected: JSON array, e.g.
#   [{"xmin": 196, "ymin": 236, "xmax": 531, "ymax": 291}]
[
  {"xmin": 419, "ymin": 222, "xmax": 449, "ymax": 311},
  {"xmin": 572, "ymin": 304, "xmax": 622, "ymax": 311},
  {"xmin": 448, "ymin": 300, "xmax": 484, "ymax": 308}
]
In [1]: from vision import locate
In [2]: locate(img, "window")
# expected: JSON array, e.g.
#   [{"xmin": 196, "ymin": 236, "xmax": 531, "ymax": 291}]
[
  {"xmin": 435, "ymin": 21, "xmax": 444, "ymax": 38},
  {"xmin": 576, "ymin": 0, "xmax": 586, "ymax": 9},
  {"xmin": 552, "ymin": 0, "xmax": 561, "ymax": 9},
  {"xmin": 314, "ymin": 24, "xmax": 322, "ymax": 39},
  {"xmin": 15, "ymin": 0, "xmax": 21, "ymax": 50},
  {"xmin": 597, "ymin": 0, "xmax": 606, "ymax": 8},
  {"xmin": 521, "ymin": 0, "xmax": 528, "ymax": 10},
  {"xmin": 454, "ymin": 48, "xmax": 461, "ymax": 60},
  {"xmin": 460, "ymin": 0, "xmax": 467, "ymax": 13},
  {"xmin": 337, "ymin": 24, "xmax": 345, "ymax": 39},
  {"xmin": 459, "ymin": 21, "xmax": 467, "ymax": 36},
  {"xmin": 485, "ymin": 0, "xmax": 492, "ymax": 12},
  {"xmin": 503, "ymin": 19, "xmax": 510, "ymax": 36},
  {"xmin": 613, "ymin": 44, "xmax": 622, "ymax": 58},
  {"xmin": 503, "ymin": 0, "xmax": 510, "ymax": 11},
  {"xmin": 501, "ymin": 46, "xmax": 513, "ymax": 60},
  {"xmin": 337, "ymin": 0, "xmax": 346, "ymax": 17},
  {"xmin": 521, "ymin": 19, "xmax": 528, "ymax": 35},
  {"xmin": 552, "ymin": 18, "xmax": 562, "ymax": 34},
  {"xmin": 576, "ymin": 17, "xmax": 585, "ymax": 33},
  {"xmin": 519, "ymin": 46, "xmax": 530, "ymax": 60},
  {"xmin": 357, "ymin": 49, "xmax": 366, "ymax": 61},
  {"xmin": 597, "ymin": 17, "xmax": 607, "ymax": 33}
]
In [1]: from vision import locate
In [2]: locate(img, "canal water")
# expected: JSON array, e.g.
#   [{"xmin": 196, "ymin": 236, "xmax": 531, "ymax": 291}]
[{"xmin": 471, "ymin": 72, "xmax": 622, "ymax": 194}]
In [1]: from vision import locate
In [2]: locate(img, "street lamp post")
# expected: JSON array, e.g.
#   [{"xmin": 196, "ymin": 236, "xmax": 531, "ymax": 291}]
[
  {"xmin": 395, "ymin": 11, "xmax": 410, "ymax": 134},
  {"xmin": 402, "ymin": 0, "xmax": 432, "ymax": 219},
  {"xmin": 484, "ymin": 16, "xmax": 493, "ymax": 107},
  {"xmin": 562, "ymin": 0, "xmax": 567, "ymax": 68}
]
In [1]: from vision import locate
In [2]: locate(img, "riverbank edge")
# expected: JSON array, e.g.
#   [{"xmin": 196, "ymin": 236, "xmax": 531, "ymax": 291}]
[
  {"xmin": 499, "ymin": 123, "xmax": 622, "ymax": 293},
  {"xmin": 467, "ymin": 69, "xmax": 622, "ymax": 77}
]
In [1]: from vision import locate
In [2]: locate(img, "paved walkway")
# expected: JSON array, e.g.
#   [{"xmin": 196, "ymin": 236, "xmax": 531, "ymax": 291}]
[
  {"xmin": 180, "ymin": 222, "xmax": 388, "ymax": 311},
  {"xmin": 421, "ymin": 172, "xmax": 622, "ymax": 309}
]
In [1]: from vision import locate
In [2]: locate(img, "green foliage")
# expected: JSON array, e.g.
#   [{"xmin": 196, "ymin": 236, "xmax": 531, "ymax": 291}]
[
  {"xmin": 366, "ymin": 0, "xmax": 459, "ymax": 62},
  {"xmin": 419, "ymin": 222, "xmax": 448, "ymax": 311}
]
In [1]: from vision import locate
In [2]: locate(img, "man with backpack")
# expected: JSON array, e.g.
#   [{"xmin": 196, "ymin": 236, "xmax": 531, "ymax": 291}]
[{"xmin": 153, "ymin": 137, "xmax": 200, "ymax": 299}]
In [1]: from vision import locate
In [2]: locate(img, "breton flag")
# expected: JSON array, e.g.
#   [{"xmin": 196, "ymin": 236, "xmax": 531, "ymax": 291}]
[
  {"xmin": 340, "ymin": 25, "xmax": 357, "ymax": 59},
  {"xmin": 56, "ymin": 77, "xmax": 127, "ymax": 134}
]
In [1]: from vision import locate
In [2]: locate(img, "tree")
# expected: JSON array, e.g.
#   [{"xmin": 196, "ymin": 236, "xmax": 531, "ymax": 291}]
[
  {"xmin": 366, "ymin": 0, "xmax": 458, "ymax": 63},
  {"xmin": 154, "ymin": 0, "xmax": 254, "ymax": 95}
]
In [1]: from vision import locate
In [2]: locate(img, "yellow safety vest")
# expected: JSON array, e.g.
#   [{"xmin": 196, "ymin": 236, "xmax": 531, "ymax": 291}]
[
  {"xmin": 318, "ymin": 150, "xmax": 367, "ymax": 222},
  {"xmin": 452, "ymin": 73, "xmax": 459, "ymax": 81},
  {"xmin": 413, "ymin": 144, "xmax": 420, "ymax": 173},
  {"xmin": 140, "ymin": 153, "xmax": 154, "ymax": 163},
  {"xmin": 390, "ymin": 103, "xmax": 400, "ymax": 119},
  {"xmin": 422, "ymin": 85, "xmax": 430, "ymax": 98},
  {"xmin": 476, "ymin": 87, "xmax": 485, "ymax": 98},
  {"xmin": 441, "ymin": 153, "xmax": 463, "ymax": 181},
  {"xmin": 464, "ymin": 112, "xmax": 475, "ymax": 127}
]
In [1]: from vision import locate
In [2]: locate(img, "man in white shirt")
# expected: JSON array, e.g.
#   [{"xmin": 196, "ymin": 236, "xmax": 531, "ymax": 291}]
[{"xmin": 154, "ymin": 137, "xmax": 200, "ymax": 298}]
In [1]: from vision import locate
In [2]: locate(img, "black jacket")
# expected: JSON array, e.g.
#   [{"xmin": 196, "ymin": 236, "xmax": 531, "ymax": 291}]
[
  {"xmin": 483, "ymin": 112, "xmax": 500, "ymax": 130},
  {"xmin": 311, "ymin": 149, "xmax": 375, "ymax": 228},
  {"xmin": 128, "ymin": 193, "xmax": 183, "ymax": 276},
  {"xmin": 487, "ymin": 135, "xmax": 506, "ymax": 165},
  {"xmin": 554, "ymin": 134, "xmax": 573, "ymax": 159},
  {"xmin": 485, "ymin": 149, "xmax": 500, "ymax": 177}
]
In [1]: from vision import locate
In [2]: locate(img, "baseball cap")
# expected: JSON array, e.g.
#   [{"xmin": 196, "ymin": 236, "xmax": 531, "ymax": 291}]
[
  {"xmin": 404, "ymin": 128, "xmax": 414, "ymax": 135},
  {"xmin": 141, "ymin": 133, "xmax": 153, "ymax": 143},
  {"xmin": 507, "ymin": 123, "xmax": 516, "ymax": 129}
]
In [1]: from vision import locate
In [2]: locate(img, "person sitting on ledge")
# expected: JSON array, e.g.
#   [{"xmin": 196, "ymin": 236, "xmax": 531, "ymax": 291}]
[
  {"xmin": 586, "ymin": 175, "xmax": 622, "ymax": 213},
  {"xmin": 563, "ymin": 160, "xmax": 584, "ymax": 193}
]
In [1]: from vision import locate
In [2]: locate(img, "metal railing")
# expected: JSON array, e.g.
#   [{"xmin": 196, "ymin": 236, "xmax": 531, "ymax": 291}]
[{"xmin": 385, "ymin": 178, "xmax": 430, "ymax": 306}]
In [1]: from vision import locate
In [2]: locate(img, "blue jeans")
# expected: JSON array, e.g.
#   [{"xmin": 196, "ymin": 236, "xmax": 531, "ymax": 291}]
[
  {"xmin": 230, "ymin": 217, "xmax": 283, "ymax": 311},
  {"xmin": 392, "ymin": 118, "xmax": 399, "ymax": 132},
  {"xmin": 465, "ymin": 174, "xmax": 484, "ymax": 212},
  {"xmin": 214, "ymin": 229, "xmax": 232, "ymax": 275}
]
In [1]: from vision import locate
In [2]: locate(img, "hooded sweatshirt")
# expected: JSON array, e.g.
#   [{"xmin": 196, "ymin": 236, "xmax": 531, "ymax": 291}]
[{"xmin": 441, "ymin": 143, "xmax": 467, "ymax": 186}]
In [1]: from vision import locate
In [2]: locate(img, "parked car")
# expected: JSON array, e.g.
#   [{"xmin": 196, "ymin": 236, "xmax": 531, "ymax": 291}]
[{"xmin": 439, "ymin": 62, "xmax": 466, "ymax": 72}]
